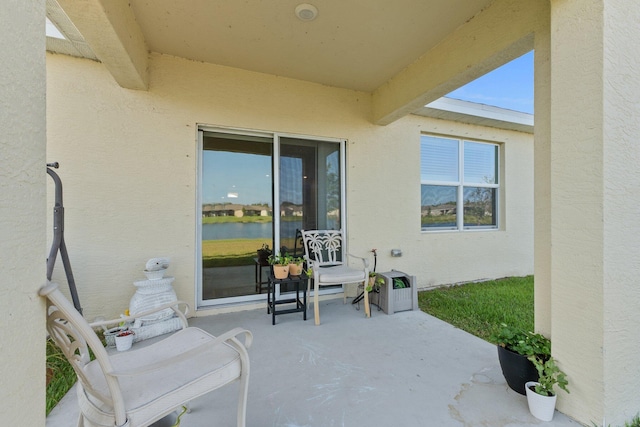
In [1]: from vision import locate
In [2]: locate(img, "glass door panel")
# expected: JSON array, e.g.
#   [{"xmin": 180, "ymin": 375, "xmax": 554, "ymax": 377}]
[
  {"xmin": 279, "ymin": 137, "xmax": 341, "ymax": 256},
  {"xmin": 199, "ymin": 130, "xmax": 344, "ymax": 306},
  {"xmin": 201, "ymin": 132, "xmax": 273, "ymax": 301}
]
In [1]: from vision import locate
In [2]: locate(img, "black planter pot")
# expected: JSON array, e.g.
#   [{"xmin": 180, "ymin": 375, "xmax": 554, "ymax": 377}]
[
  {"xmin": 257, "ymin": 249, "xmax": 271, "ymax": 263},
  {"xmin": 497, "ymin": 345, "xmax": 539, "ymax": 395}
]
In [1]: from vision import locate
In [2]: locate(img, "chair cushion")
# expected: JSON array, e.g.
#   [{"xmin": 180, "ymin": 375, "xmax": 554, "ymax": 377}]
[
  {"xmin": 79, "ymin": 327, "xmax": 242, "ymax": 426},
  {"xmin": 317, "ymin": 265, "xmax": 366, "ymax": 284}
]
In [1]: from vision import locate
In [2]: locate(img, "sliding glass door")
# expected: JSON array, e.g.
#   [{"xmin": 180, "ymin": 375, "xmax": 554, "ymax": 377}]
[
  {"xmin": 278, "ymin": 137, "xmax": 341, "ymax": 254},
  {"xmin": 198, "ymin": 129, "xmax": 344, "ymax": 307}
]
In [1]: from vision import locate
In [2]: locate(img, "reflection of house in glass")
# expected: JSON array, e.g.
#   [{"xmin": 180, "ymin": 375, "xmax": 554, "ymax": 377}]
[
  {"xmin": 280, "ymin": 202, "xmax": 303, "ymax": 217},
  {"xmin": 202, "ymin": 203, "xmax": 272, "ymax": 217},
  {"xmin": 422, "ymin": 204, "xmax": 456, "ymax": 217}
]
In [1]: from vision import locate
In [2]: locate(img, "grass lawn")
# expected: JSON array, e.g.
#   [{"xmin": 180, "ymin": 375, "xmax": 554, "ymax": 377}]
[
  {"xmin": 202, "ymin": 238, "xmax": 265, "ymax": 268},
  {"xmin": 417, "ymin": 275, "xmax": 534, "ymax": 344},
  {"xmin": 46, "ymin": 339, "xmax": 77, "ymax": 415}
]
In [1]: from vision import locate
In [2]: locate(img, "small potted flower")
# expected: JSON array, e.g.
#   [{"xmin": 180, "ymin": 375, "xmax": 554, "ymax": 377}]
[
  {"xmin": 525, "ymin": 355, "xmax": 569, "ymax": 421},
  {"xmin": 288, "ymin": 257, "xmax": 304, "ymax": 276},
  {"xmin": 114, "ymin": 330, "xmax": 135, "ymax": 351},
  {"xmin": 268, "ymin": 253, "xmax": 291, "ymax": 279}
]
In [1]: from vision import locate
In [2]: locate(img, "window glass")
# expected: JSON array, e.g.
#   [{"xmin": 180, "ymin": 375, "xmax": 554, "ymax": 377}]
[
  {"xmin": 421, "ymin": 135, "xmax": 499, "ymax": 231},
  {"xmin": 464, "ymin": 141, "xmax": 498, "ymax": 184},
  {"xmin": 420, "ymin": 136, "xmax": 459, "ymax": 182},
  {"xmin": 421, "ymin": 185, "xmax": 457, "ymax": 229},
  {"xmin": 199, "ymin": 131, "xmax": 344, "ymax": 306},
  {"xmin": 463, "ymin": 187, "xmax": 496, "ymax": 227}
]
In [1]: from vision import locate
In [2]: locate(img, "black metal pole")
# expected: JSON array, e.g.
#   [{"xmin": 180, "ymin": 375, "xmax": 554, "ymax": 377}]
[{"xmin": 46, "ymin": 163, "xmax": 82, "ymax": 314}]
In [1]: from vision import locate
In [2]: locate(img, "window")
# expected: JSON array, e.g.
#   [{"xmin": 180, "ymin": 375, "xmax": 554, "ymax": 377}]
[{"xmin": 420, "ymin": 135, "xmax": 499, "ymax": 231}]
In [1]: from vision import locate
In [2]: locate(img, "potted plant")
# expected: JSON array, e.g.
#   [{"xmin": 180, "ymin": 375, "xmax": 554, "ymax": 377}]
[
  {"xmin": 366, "ymin": 272, "xmax": 384, "ymax": 293},
  {"xmin": 268, "ymin": 253, "xmax": 291, "ymax": 279},
  {"xmin": 493, "ymin": 323, "xmax": 551, "ymax": 395},
  {"xmin": 257, "ymin": 243, "xmax": 272, "ymax": 263},
  {"xmin": 114, "ymin": 330, "xmax": 135, "ymax": 351},
  {"xmin": 525, "ymin": 356, "xmax": 569, "ymax": 421},
  {"xmin": 288, "ymin": 257, "xmax": 304, "ymax": 276}
]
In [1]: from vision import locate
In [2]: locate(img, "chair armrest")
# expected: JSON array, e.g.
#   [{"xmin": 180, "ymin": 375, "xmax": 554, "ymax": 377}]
[
  {"xmin": 106, "ymin": 327, "xmax": 253, "ymax": 377},
  {"xmin": 305, "ymin": 259, "xmax": 319, "ymax": 269},
  {"xmin": 346, "ymin": 253, "xmax": 370, "ymax": 269},
  {"xmin": 303, "ymin": 258, "xmax": 318, "ymax": 270},
  {"xmin": 88, "ymin": 301, "xmax": 190, "ymax": 330}
]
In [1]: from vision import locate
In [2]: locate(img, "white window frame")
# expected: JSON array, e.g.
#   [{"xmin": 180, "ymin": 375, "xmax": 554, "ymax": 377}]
[{"xmin": 420, "ymin": 135, "xmax": 500, "ymax": 232}]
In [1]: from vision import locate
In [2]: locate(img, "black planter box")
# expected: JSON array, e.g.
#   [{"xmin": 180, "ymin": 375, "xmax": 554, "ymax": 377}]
[{"xmin": 497, "ymin": 345, "xmax": 539, "ymax": 395}]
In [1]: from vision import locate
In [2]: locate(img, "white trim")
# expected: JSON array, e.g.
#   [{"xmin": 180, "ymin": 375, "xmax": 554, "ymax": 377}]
[
  {"xmin": 340, "ymin": 140, "xmax": 347, "ymax": 234},
  {"xmin": 196, "ymin": 130, "xmax": 204, "ymax": 308},
  {"xmin": 273, "ymin": 134, "xmax": 281, "ymax": 254},
  {"xmin": 415, "ymin": 97, "xmax": 534, "ymax": 134}
]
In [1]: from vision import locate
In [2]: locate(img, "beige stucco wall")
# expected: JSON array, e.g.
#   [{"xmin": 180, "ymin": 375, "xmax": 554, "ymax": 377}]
[
  {"xmin": 46, "ymin": 52, "xmax": 533, "ymax": 323},
  {"xmin": 1, "ymin": 2, "xmax": 47, "ymax": 425},
  {"xmin": 533, "ymin": 2, "xmax": 552, "ymax": 338},
  {"xmin": 601, "ymin": 1, "xmax": 640, "ymax": 421},
  {"xmin": 550, "ymin": 0, "xmax": 640, "ymax": 424}
]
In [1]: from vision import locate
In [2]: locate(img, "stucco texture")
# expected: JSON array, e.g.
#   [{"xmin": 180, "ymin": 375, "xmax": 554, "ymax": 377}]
[
  {"xmin": 1, "ymin": 2, "xmax": 47, "ymax": 425},
  {"xmin": 547, "ymin": 0, "xmax": 640, "ymax": 424},
  {"xmin": 46, "ymin": 53, "xmax": 533, "ymax": 323}
]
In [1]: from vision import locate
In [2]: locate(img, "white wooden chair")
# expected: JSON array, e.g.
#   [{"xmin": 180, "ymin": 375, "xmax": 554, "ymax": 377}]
[
  {"xmin": 300, "ymin": 229, "xmax": 370, "ymax": 325},
  {"xmin": 40, "ymin": 282, "xmax": 252, "ymax": 427}
]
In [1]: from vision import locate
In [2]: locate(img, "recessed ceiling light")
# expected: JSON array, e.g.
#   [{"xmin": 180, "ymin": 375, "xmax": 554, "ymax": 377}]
[{"xmin": 295, "ymin": 4, "xmax": 318, "ymax": 21}]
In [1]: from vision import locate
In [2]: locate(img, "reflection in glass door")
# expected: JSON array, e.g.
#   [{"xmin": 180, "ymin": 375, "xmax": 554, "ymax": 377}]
[
  {"xmin": 279, "ymin": 137, "xmax": 341, "ymax": 255},
  {"xmin": 199, "ymin": 129, "xmax": 344, "ymax": 306},
  {"xmin": 200, "ymin": 132, "xmax": 273, "ymax": 303}
]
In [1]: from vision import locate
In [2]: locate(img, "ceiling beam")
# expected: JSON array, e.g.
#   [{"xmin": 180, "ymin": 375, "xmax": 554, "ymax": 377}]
[
  {"xmin": 56, "ymin": 0, "xmax": 148, "ymax": 90},
  {"xmin": 371, "ymin": 0, "xmax": 545, "ymax": 125}
]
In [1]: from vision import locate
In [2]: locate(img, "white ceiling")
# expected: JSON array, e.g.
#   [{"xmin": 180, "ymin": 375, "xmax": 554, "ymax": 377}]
[
  {"xmin": 49, "ymin": 0, "xmax": 494, "ymax": 93},
  {"xmin": 47, "ymin": 0, "xmax": 536, "ymax": 130}
]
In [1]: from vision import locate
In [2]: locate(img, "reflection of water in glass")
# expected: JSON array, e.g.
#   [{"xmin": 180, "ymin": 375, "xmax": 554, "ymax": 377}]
[
  {"xmin": 202, "ymin": 220, "xmax": 341, "ymax": 241},
  {"xmin": 202, "ymin": 222, "xmax": 271, "ymax": 240},
  {"xmin": 202, "ymin": 221, "xmax": 304, "ymax": 240}
]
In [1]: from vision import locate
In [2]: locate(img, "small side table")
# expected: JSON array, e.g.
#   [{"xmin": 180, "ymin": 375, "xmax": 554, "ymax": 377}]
[
  {"xmin": 267, "ymin": 272, "xmax": 308, "ymax": 325},
  {"xmin": 254, "ymin": 257, "xmax": 270, "ymax": 293}
]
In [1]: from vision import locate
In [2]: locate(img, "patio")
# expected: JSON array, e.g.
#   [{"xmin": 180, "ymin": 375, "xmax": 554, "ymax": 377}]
[{"xmin": 46, "ymin": 299, "xmax": 581, "ymax": 426}]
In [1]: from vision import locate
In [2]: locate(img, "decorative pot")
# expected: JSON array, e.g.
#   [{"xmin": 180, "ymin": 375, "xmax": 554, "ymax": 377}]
[
  {"xmin": 257, "ymin": 249, "xmax": 271, "ymax": 262},
  {"xmin": 289, "ymin": 263, "xmax": 303, "ymax": 276},
  {"xmin": 272, "ymin": 264, "xmax": 289, "ymax": 279},
  {"xmin": 130, "ymin": 277, "xmax": 177, "ymax": 324},
  {"xmin": 497, "ymin": 345, "xmax": 539, "ymax": 395},
  {"xmin": 104, "ymin": 326, "xmax": 128, "ymax": 347},
  {"xmin": 525, "ymin": 381, "xmax": 557, "ymax": 421},
  {"xmin": 115, "ymin": 332, "xmax": 134, "ymax": 351}
]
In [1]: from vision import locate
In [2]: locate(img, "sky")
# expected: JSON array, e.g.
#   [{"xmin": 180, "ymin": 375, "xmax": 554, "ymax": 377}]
[
  {"xmin": 203, "ymin": 151, "xmax": 272, "ymax": 205},
  {"xmin": 445, "ymin": 50, "xmax": 534, "ymax": 114}
]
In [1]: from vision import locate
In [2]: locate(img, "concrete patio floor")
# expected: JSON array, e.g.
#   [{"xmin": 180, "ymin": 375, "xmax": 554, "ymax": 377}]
[{"xmin": 47, "ymin": 298, "xmax": 583, "ymax": 426}]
